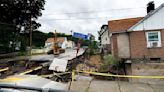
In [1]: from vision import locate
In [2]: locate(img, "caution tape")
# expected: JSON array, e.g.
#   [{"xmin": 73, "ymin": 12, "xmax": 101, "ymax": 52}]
[
  {"xmin": 0, "ymin": 77, "xmax": 23, "ymax": 82},
  {"xmin": 40, "ymin": 72, "xmax": 70, "ymax": 78},
  {"xmin": 0, "ymin": 67, "xmax": 9, "ymax": 72},
  {"xmin": 75, "ymin": 71, "xmax": 164, "ymax": 79},
  {"xmin": 19, "ymin": 66, "xmax": 43, "ymax": 75}
]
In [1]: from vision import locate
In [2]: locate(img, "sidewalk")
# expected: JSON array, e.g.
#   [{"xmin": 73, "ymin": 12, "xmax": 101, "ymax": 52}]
[{"xmin": 70, "ymin": 80, "xmax": 164, "ymax": 92}]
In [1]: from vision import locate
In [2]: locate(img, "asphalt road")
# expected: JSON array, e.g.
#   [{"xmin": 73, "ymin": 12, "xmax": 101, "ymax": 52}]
[{"xmin": 0, "ymin": 49, "xmax": 85, "ymax": 62}]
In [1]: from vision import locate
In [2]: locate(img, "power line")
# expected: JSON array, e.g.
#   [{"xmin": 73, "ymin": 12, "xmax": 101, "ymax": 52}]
[
  {"xmin": 43, "ymin": 7, "xmax": 146, "ymax": 15},
  {"xmin": 39, "ymin": 14, "xmax": 144, "ymax": 21}
]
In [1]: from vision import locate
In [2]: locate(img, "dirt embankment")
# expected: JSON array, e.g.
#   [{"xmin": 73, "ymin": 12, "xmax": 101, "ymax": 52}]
[{"xmin": 76, "ymin": 55, "xmax": 102, "ymax": 72}]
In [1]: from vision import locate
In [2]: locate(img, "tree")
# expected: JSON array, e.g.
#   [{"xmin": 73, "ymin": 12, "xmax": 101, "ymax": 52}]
[
  {"xmin": 32, "ymin": 31, "xmax": 47, "ymax": 48},
  {"xmin": 0, "ymin": 0, "xmax": 45, "ymax": 53},
  {"xmin": 0, "ymin": 0, "xmax": 45, "ymax": 31}
]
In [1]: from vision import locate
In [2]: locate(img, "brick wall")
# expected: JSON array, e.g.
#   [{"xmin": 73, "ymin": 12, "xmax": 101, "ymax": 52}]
[
  {"xmin": 129, "ymin": 30, "xmax": 164, "ymax": 59},
  {"xmin": 111, "ymin": 34, "xmax": 118, "ymax": 58}
]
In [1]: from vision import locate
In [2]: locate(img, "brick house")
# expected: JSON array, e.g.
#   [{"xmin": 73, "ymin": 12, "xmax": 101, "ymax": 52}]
[
  {"xmin": 109, "ymin": 3, "xmax": 164, "ymax": 60},
  {"xmin": 108, "ymin": 17, "xmax": 143, "ymax": 58}
]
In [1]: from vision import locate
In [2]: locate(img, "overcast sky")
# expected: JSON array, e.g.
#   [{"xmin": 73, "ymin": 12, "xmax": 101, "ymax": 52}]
[{"xmin": 38, "ymin": 0, "xmax": 164, "ymax": 40}]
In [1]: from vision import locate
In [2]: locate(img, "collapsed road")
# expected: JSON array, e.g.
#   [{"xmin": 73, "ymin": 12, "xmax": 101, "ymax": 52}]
[{"xmin": 0, "ymin": 49, "xmax": 86, "ymax": 82}]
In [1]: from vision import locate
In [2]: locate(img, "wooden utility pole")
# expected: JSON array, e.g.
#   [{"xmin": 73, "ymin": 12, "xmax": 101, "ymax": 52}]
[
  {"xmin": 53, "ymin": 30, "xmax": 59, "ymax": 55},
  {"xmin": 30, "ymin": 12, "xmax": 32, "ymax": 57},
  {"xmin": 26, "ymin": 1, "xmax": 32, "ymax": 68}
]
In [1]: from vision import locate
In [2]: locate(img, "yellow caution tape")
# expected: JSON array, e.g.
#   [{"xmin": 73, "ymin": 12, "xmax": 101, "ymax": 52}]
[
  {"xmin": 19, "ymin": 66, "xmax": 43, "ymax": 75},
  {"xmin": 40, "ymin": 72, "xmax": 70, "ymax": 78},
  {"xmin": 0, "ymin": 67, "xmax": 9, "ymax": 72},
  {"xmin": 72, "ymin": 70, "xmax": 75, "ymax": 81},
  {"xmin": 76, "ymin": 71, "xmax": 164, "ymax": 79},
  {"xmin": 0, "ymin": 77, "xmax": 22, "ymax": 82}
]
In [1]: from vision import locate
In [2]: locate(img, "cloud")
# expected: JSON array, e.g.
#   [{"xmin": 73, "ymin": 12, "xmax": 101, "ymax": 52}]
[{"xmin": 38, "ymin": 0, "xmax": 164, "ymax": 40}]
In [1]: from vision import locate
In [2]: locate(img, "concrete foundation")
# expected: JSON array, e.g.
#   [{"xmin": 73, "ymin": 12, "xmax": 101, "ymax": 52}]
[{"xmin": 126, "ymin": 63, "xmax": 164, "ymax": 85}]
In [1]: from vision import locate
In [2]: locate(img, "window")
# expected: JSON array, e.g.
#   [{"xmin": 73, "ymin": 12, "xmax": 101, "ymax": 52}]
[{"xmin": 146, "ymin": 31, "xmax": 161, "ymax": 48}]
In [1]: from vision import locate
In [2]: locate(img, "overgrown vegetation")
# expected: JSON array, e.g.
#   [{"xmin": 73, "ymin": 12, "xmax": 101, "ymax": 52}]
[
  {"xmin": 103, "ymin": 54, "xmax": 118, "ymax": 65},
  {"xmin": 99, "ymin": 54, "xmax": 119, "ymax": 72}
]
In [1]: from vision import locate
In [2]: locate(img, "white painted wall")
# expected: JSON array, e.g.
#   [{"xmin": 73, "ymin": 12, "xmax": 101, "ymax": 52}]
[
  {"xmin": 131, "ymin": 7, "xmax": 164, "ymax": 31},
  {"xmin": 101, "ymin": 30, "xmax": 110, "ymax": 45}
]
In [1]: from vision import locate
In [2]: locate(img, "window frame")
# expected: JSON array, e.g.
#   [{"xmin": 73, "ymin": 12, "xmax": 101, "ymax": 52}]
[{"xmin": 145, "ymin": 31, "xmax": 162, "ymax": 48}]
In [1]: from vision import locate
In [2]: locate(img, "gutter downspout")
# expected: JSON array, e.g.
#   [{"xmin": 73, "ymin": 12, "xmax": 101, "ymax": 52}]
[{"xmin": 127, "ymin": 31, "xmax": 132, "ymax": 59}]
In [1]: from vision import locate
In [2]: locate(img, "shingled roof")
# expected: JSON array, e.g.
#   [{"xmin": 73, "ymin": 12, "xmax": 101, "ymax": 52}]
[{"xmin": 108, "ymin": 17, "xmax": 143, "ymax": 33}]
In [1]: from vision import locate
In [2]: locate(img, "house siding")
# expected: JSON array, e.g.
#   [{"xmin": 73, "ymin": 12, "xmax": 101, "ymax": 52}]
[
  {"xmin": 101, "ymin": 30, "xmax": 110, "ymax": 45},
  {"xmin": 129, "ymin": 30, "xmax": 164, "ymax": 59},
  {"xmin": 131, "ymin": 6, "xmax": 164, "ymax": 31}
]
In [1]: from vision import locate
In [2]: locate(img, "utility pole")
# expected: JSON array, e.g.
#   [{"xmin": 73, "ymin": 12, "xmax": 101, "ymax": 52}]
[
  {"xmin": 30, "ymin": 11, "xmax": 32, "ymax": 57},
  {"xmin": 53, "ymin": 30, "xmax": 59, "ymax": 55},
  {"xmin": 70, "ymin": 30, "xmax": 74, "ymax": 48},
  {"xmin": 26, "ymin": 0, "xmax": 32, "ymax": 68}
]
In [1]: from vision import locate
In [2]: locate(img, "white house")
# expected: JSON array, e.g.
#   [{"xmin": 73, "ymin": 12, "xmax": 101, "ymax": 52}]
[
  {"xmin": 44, "ymin": 37, "xmax": 75, "ymax": 53},
  {"xmin": 98, "ymin": 25, "xmax": 111, "ymax": 53}
]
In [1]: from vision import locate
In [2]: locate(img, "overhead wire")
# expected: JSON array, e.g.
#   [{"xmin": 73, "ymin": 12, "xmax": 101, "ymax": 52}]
[
  {"xmin": 39, "ymin": 7, "xmax": 146, "ymax": 21},
  {"xmin": 43, "ymin": 7, "xmax": 146, "ymax": 15},
  {"xmin": 38, "ymin": 14, "xmax": 144, "ymax": 21}
]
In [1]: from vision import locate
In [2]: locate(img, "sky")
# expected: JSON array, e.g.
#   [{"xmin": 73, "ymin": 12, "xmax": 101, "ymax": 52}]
[{"xmin": 38, "ymin": 0, "xmax": 164, "ymax": 40}]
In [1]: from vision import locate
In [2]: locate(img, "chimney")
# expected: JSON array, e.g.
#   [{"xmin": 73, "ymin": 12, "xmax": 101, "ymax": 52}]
[{"xmin": 147, "ymin": 1, "xmax": 155, "ymax": 14}]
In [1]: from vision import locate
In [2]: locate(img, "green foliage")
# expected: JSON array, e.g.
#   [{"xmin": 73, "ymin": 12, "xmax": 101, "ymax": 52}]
[
  {"xmin": 0, "ymin": 0, "xmax": 45, "ymax": 32},
  {"xmin": 98, "ymin": 54, "xmax": 119, "ymax": 72},
  {"xmin": 103, "ymin": 54, "xmax": 118, "ymax": 65},
  {"xmin": 0, "ymin": 0, "xmax": 45, "ymax": 53},
  {"xmin": 0, "ymin": 24, "xmax": 16, "ymax": 54},
  {"xmin": 88, "ymin": 41, "xmax": 98, "ymax": 55},
  {"xmin": 32, "ymin": 31, "xmax": 47, "ymax": 48}
]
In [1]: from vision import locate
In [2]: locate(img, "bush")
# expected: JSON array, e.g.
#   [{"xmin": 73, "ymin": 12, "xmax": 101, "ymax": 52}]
[{"xmin": 103, "ymin": 54, "xmax": 118, "ymax": 65}]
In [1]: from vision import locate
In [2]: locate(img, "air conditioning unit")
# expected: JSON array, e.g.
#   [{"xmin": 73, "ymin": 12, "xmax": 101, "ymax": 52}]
[{"xmin": 150, "ymin": 42, "xmax": 158, "ymax": 47}]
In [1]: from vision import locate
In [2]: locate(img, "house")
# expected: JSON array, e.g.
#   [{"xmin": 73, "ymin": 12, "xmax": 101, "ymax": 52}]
[
  {"xmin": 109, "ymin": 2, "xmax": 164, "ymax": 60},
  {"xmin": 108, "ymin": 2, "xmax": 164, "ymax": 84},
  {"xmin": 62, "ymin": 40, "xmax": 75, "ymax": 49},
  {"xmin": 109, "ymin": 17, "xmax": 143, "ymax": 58},
  {"xmin": 44, "ymin": 37, "xmax": 66, "ymax": 53},
  {"xmin": 45, "ymin": 37, "xmax": 75, "ymax": 53},
  {"xmin": 88, "ymin": 33, "xmax": 95, "ymax": 41},
  {"xmin": 98, "ymin": 25, "xmax": 111, "ymax": 53}
]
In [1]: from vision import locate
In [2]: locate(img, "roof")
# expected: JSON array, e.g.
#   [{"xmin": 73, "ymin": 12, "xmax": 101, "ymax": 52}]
[
  {"xmin": 108, "ymin": 17, "xmax": 143, "ymax": 33},
  {"xmin": 128, "ymin": 3, "xmax": 164, "ymax": 31},
  {"xmin": 101, "ymin": 25, "xmax": 108, "ymax": 30},
  {"xmin": 46, "ymin": 37, "xmax": 66, "ymax": 43}
]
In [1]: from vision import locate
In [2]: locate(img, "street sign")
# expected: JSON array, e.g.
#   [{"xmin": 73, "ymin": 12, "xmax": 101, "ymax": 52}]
[{"xmin": 73, "ymin": 32, "xmax": 88, "ymax": 40}]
